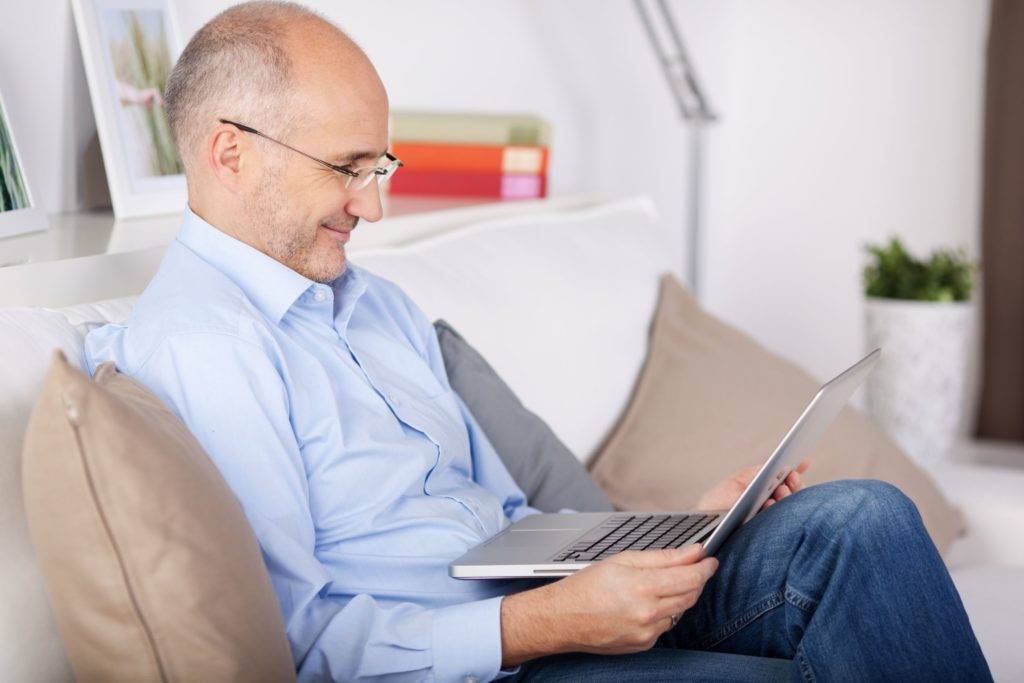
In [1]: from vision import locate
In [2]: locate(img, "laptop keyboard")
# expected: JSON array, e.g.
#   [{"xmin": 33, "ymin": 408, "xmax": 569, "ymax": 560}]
[{"xmin": 551, "ymin": 513, "xmax": 719, "ymax": 563}]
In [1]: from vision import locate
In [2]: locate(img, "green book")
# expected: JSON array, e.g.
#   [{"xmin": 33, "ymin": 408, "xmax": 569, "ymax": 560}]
[{"xmin": 389, "ymin": 110, "xmax": 550, "ymax": 147}]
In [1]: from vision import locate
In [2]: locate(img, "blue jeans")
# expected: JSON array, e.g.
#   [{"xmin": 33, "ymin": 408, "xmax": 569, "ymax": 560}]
[{"xmin": 509, "ymin": 480, "xmax": 991, "ymax": 681}]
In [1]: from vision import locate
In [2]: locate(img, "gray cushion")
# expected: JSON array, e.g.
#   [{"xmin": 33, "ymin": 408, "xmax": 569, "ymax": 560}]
[{"xmin": 433, "ymin": 319, "xmax": 614, "ymax": 513}]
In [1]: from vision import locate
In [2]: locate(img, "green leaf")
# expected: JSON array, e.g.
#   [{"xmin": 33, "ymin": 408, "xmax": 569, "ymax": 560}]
[{"xmin": 862, "ymin": 237, "xmax": 975, "ymax": 302}]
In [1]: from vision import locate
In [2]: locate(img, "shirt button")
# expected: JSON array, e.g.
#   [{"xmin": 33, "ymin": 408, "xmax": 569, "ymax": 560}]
[
  {"xmin": 464, "ymin": 676, "xmax": 478, "ymax": 683},
  {"xmin": 313, "ymin": 289, "xmax": 327, "ymax": 302}
]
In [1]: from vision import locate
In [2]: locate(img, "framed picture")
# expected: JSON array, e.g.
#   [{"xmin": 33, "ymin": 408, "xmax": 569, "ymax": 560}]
[
  {"xmin": 0, "ymin": 90, "xmax": 48, "ymax": 239},
  {"xmin": 72, "ymin": 0, "xmax": 186, "ymax": 218}
]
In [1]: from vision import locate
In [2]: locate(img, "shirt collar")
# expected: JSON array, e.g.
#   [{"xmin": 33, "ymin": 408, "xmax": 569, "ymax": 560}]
[{"xmin": 176, "ymin": 208, "xmax": 319, "ymax": 323}]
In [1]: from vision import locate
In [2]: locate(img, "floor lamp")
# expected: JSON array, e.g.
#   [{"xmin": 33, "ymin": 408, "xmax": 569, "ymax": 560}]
[{"xmin": 634, "ymin": 0, "xmax": 716, "ymax": 297}]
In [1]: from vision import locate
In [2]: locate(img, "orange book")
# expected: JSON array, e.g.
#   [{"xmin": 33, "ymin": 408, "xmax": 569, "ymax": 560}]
[{"xmin": 392, "ymin": 141, "xmax": 548, "ymax": 175}]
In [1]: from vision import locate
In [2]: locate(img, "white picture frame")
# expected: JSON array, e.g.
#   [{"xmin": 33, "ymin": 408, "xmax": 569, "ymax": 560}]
[
  {"xmin": 0, "ymin": 89, "xmax": 48, "ymax": 239},
  {"xmin": 72, "ymin": 0, "xmax": 186, "ymax": 219}
]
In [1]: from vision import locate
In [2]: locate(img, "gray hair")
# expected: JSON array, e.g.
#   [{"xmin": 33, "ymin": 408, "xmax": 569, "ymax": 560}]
[{"xmin": 164, "ymin": 1, "xmax": 324, "ymax": 173}]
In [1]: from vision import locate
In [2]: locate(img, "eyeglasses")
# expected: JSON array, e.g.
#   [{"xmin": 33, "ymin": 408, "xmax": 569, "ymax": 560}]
[{"xmin": 218, "ymin": 119, "xmax": 403, "ymax": 191}]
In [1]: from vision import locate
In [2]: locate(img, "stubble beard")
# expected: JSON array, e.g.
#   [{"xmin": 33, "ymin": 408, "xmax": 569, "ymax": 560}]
[{"xmin": 246, "ymin": 165, "xmax": 347, "ymax": 285}]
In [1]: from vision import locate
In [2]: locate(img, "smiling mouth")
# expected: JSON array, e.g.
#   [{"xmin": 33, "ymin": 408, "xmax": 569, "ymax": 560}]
[{"xmin": 320, "ymin": 223, "xmax": 352, "ymax": 244}]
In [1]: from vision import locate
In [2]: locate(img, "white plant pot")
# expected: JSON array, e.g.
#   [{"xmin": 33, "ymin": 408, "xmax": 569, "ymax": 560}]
[{"xmin": 863, "ymin": 297, "xmax": 975, "ymax": 469}]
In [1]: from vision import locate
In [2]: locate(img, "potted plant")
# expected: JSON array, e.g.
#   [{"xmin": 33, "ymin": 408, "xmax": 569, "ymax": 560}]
[{"xmin": 862, "ymin": 237, "xmax": 977, "ymax": 468}]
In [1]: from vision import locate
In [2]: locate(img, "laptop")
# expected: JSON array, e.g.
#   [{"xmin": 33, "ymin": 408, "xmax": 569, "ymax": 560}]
[{"xmin": 450, "ymin": 348, "xmax": 880, "ymax": 579}]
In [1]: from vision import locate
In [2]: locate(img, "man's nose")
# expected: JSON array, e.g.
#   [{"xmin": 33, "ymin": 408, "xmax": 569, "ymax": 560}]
[{"xmin": 345, "ymin": 182, "xmax": 384, "ymax": 223}]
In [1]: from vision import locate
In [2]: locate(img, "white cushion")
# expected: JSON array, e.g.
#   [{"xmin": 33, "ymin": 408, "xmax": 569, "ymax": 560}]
[
  {"xmin": 950, "ymin": 565, "xmax": 1024, "ymax": 681},
  {"xmin": 0, "ymin": 298, "xmax": 134, "ymax": 681},
  {"xmin": 353, "ymin": 195, "xmax": 674, "ymax": 461}
]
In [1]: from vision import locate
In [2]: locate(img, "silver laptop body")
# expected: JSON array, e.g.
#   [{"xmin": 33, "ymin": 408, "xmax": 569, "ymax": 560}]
[{"xmin": 450, "ymin": 349, "xmax": 880, "ymax": 579}]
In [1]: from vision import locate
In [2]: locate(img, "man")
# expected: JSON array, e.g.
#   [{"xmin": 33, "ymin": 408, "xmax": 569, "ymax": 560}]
[{"xmin": 85, "ymin": 2, "xmax": 990, "ymax": 681}]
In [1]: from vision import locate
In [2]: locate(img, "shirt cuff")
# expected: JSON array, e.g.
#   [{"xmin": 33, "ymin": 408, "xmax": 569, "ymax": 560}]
[{"xmin": 432, "ymin": 595, "xmax": 512, "ymax": 683}]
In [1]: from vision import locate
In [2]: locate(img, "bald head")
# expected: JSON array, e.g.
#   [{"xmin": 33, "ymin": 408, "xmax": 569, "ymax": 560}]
[
  {"xmin": 164, "ymin": 1, "xmax": 390, "ymax": 285},
  {"xmin": 165, "ymin": 1, "xmax": 382, "ymax": 175}
]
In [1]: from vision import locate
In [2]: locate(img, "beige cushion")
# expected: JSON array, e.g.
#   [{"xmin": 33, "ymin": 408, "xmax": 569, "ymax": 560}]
[
  {"xmin": 589, "ymin": 274, "xmax": 965, "ymax": 553},
  {"xmin": 21, "ymin": 351, "xmax": 296, "ymax": 682}
]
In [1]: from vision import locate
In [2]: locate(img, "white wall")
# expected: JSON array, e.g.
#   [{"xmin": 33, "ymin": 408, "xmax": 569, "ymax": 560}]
[
  {"xmin": 0, "ymin": 0, "xmax": 692, "ymax": 273},
  {"xmin": 694, "ymin": 0, "xmax": 989, "ymax": 381},
  {"xmin": 0, "ymin": 0, "xmax": 989, "ymax": 382}
]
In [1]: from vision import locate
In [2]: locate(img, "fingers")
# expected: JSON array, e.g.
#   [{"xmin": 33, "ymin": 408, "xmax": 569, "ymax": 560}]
[
  {"xmin": 612, "ymin": 543, "xmax": 705, "ymax": 569},
  {"xmin": 769, "ymin": 462, "xmax": 811, "ymax": 506},
  {"xmin": 655, "ymin": 591, "xmax": 701, "ymax": 622},
  {"xmin": 773, "ymin": 462, "xmax": 809, "ymax": 502},
  {"xmin": 650, "ymin": 561, "xmax": 719, "ymax": 626},
  {"xmin": 647, "ymin": 556, "xmax": 719, "ymax": 598}
]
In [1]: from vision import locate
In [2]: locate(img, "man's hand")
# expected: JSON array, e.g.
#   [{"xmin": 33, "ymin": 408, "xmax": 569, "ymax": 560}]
[
  {"xmin": 696, "ymin": 459, "xmax": 811, "ymax": 513},
  {"xmin": 500, "ymin": 544, "xmax": 717, "ymax": 668}
]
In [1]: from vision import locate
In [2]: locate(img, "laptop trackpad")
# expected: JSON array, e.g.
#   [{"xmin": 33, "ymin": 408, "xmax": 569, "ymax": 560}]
[{"xmin": 488, "ymin": 528, "xmax": 581, "ymax": 549}]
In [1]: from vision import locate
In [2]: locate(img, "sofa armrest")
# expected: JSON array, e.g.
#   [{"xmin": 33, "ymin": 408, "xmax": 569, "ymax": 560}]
[{"xmin": 932, "ymin": 462, "xmax": 1024, "ymax": 569}]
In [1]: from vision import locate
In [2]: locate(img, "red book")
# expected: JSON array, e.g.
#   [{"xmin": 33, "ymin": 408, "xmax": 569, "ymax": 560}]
[
  {"xmin": 389, "ymin": 170, "xmax": 547, "ymax": 199},
  {"xmin": 391, "ymin": 141, "xmax": 549, "ymax": 175}
]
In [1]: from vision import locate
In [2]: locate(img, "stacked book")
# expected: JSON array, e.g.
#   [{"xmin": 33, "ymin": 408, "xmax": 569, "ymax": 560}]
[{"xmin": 388, "ymin": 111, "xmax": 550, "ymax": 200}]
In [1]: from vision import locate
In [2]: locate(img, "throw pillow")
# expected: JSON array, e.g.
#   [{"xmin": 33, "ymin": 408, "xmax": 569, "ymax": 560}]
[
  {"xmin": 434, "ymin": 319, "xmax": 613, "ymax": 513},
  {"xmin": 21, "ymin": 350, "xmax": 296, "ymax": 682},
  {"xmin": 588, "ymin": 274, "xmax": 965, "ymax": 553}
]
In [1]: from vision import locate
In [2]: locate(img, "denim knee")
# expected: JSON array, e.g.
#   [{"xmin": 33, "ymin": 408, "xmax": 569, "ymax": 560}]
[
  {"xmin": 797, "ymin": 479, "xmax": 922, "ymax": 541},
  {"xmin": 846, "ymin": 479, "xmax": 917, "ymax": 517}
]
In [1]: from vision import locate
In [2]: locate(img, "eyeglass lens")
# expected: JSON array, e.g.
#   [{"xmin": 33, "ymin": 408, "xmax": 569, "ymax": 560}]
[{"xmin": 346, "ymin": 161, "xmax": 398, "ymax": 190}]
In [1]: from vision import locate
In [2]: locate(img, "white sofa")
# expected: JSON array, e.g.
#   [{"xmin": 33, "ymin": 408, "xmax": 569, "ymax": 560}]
[{"xmin": 2, "ymin": 195, "xmax": 1022, "ymax": 681}]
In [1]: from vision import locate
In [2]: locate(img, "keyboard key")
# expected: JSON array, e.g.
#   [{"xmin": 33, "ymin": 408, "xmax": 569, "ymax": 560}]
[{"xmin": 552, "ymin": 514, "xmax": 721, "ymax": 563}]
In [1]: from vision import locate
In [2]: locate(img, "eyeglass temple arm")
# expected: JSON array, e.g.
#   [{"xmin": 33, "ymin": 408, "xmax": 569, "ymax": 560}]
[
  {"xmin": 219, "ymin": 118, "xmax": 258, "ymax": 134},
  {"xmin": 217, "ymin": 118, "xmax": 360, "ymax": 178}
]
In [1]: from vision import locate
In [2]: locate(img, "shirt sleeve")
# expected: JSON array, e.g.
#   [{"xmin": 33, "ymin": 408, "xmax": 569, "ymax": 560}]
[{"xmin": 122, "ymin": 331, "xmax": 512, "ymax": 683}]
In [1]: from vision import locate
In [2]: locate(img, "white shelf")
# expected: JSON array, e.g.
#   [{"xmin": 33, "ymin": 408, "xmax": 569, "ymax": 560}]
[
  {"xmin": 0, "ymin": 195, "xmax": 511, "ymax": 269},
  {"xmin": 952, "ymin": 439, "xmax": 1024, "ymax": 470}
]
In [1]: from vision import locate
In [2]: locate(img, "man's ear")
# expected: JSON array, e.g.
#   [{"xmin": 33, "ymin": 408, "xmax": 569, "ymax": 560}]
[{"xmin": 207, "ymin": 122, "xmax": 250, "ymax": 192}]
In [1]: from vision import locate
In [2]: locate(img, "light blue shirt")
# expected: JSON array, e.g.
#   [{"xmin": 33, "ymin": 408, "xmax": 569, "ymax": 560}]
[{"xmin": 85, "ymin": 209, "xmax": 540, "ymax": 682}]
